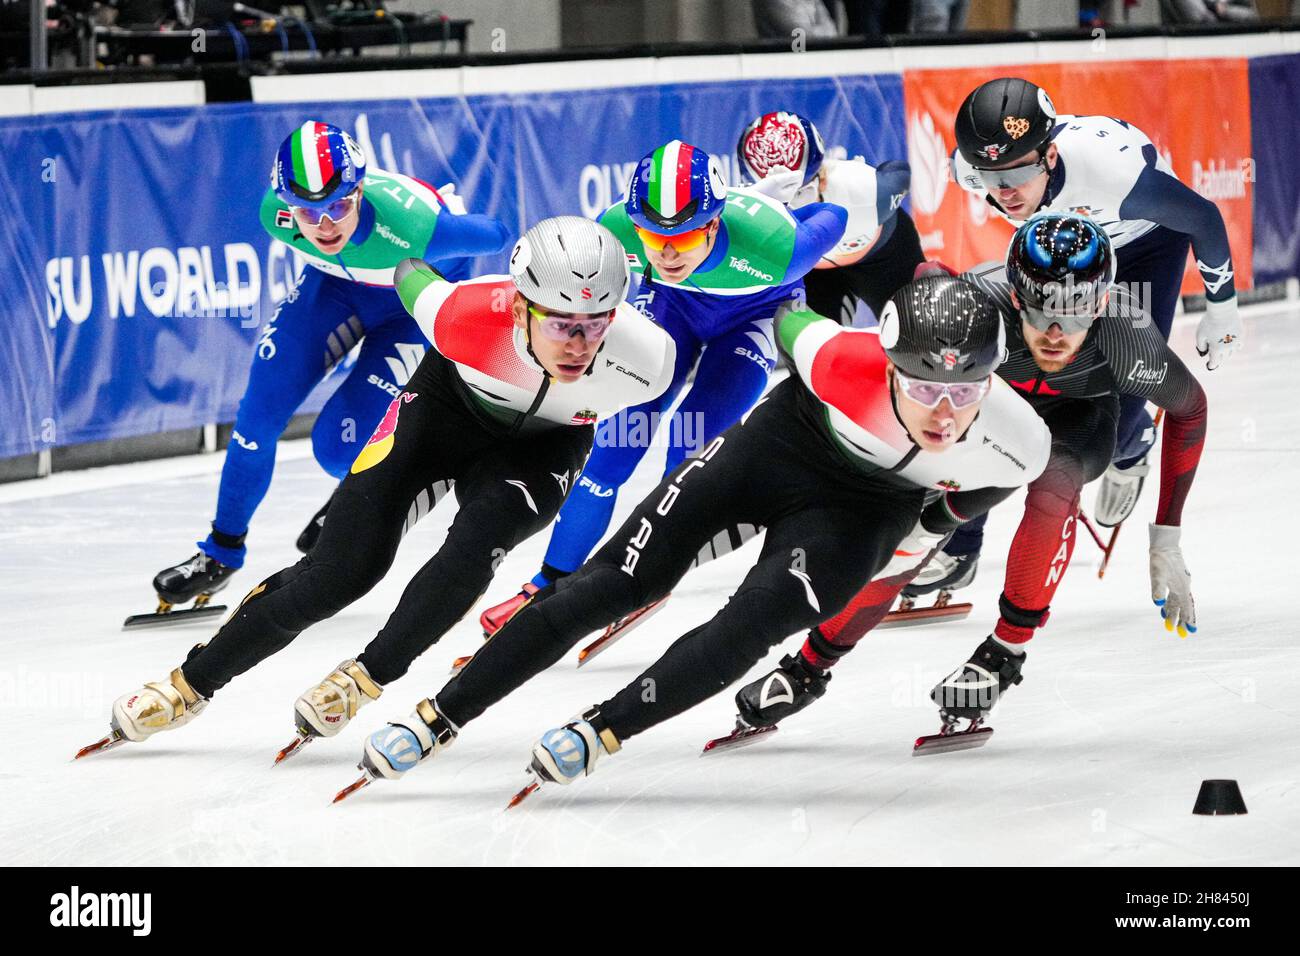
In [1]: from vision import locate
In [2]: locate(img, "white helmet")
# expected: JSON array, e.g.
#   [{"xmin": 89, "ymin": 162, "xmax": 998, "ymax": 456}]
[{"xmin": 509, "ymin": 216, "xmax": 629, "ymax": 314}]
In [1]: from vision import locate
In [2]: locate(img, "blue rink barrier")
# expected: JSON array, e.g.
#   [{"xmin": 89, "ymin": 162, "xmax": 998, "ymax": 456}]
[{"xmin": 1248, "ymin": 53, "xmax": 1300, "ymax": 287}]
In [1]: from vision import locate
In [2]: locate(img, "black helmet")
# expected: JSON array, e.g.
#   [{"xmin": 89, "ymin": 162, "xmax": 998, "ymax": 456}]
[
  {"xmin": 1006, "ymin": 212, "xmax": 1116, "ymax": 333},
  {"xmin": 880, "ymin": 275, "xmax": 1006, "ymax": 384},
  {"xmin": 955, "ymin": 77, "xmax": 1056, "ymax": 168}
]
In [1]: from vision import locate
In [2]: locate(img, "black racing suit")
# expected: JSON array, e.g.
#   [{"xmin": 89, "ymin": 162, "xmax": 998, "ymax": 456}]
[{"xmin": 181, "ymin": 349, "xmax": 594, "ymax": 697}]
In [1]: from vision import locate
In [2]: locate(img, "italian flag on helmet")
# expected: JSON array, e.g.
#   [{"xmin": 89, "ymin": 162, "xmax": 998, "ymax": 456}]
[
  {"xmin": 275, "ymin": 121, "xmax": 366, "ymax": 208},
  {"xmin": 630, "ymin": 139, "xmax": 726, "ymax": 235}
]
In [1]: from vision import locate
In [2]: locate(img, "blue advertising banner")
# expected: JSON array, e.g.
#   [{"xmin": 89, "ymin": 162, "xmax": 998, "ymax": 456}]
[
  {"xmin": 1248, "ymin": 54, "xmax": 1300, "ymax": 287},
  {"xmin": 1, "ymin": 73, "xmax": 907, "ymax": 458},
  {"xmin": 511, "ymin": 74, "xmax": 908, "ymax": 224},
  {"xmin": 0, "ymin": 144, "xmax": 55, "ymax": 459}
]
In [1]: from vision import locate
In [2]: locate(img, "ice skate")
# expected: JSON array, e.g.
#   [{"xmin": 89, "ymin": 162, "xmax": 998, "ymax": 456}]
[
  {"xmin": 332, "ymin": 699, "xmax": 457, "ymax": 803},
  {"xmin": 1095, "ymin": 454, "xmax": 1150, "ymax": 528},
  {"xmin": 914, "ymin": 636, "xmax": 1025, "ymax": 755},
  {"xmin": 75, "ymin": 667, "xmax": 208, "ymax": 759},
  {"xmin": 880, "ymin": 552, "xmax": 977, "ymax": 629},
  {"xmin": 478, "ymin": 582, "xmax": 539, "ymax": 638},
  {"xmin": 274, "ymin": 659, "xmax": 384, "ymax": 765},
  {"xmin": 702, "ymin": 653, "xmax": 830, "ymax": 754},
  {"xmin": 124, "ymin": 552, "xmax": 236, "ymax": 630},
  {"xmin": 508, "ymin": 708, "xmax": 618, "ymax": 808}
]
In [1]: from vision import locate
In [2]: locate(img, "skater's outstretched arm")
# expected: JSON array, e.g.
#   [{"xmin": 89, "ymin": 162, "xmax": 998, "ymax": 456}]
[
  {"xmin": 1093, "ymin": 295, "xmax": 1207, "ymax": 528},
  {"xmin": 1118, "ymin": 164, "xmax": 1241, "ymax": 369},
  {"xmin": 787, "ymin": 202, "xmax": 849, "ymax": 277}
]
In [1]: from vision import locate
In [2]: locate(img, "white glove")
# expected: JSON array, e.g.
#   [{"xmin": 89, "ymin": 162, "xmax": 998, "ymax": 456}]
[
  {"xmin": 747, "ymin": 165, "xmax": 804, "ymax": 206},
  {"xmin": 877, "ymin": 525, "xmax": 946, "ymax": 580},
  {"xmin": 437, "ymin": 182, "xmax": 468, "ymax": 216},
  {"xmin": 1195, "ymin": 296, "xmax": 1243, "ymax": 371},
  {"xmin": 1149, "ymin": 523, "xmax": 1197, "ymax": 637}
]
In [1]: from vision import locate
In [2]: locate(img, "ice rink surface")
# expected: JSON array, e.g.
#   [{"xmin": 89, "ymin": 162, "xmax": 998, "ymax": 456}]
[{"xmin": 2, "ymin": 308, "xmax": 1298, "ymax": 866}]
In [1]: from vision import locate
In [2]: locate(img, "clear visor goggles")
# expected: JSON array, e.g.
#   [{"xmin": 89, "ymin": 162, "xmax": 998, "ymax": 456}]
[
  {"xmin": 527, "ymin": 304, "xmax": 615, "ymax": 342},
  {"xmin": 894, "ymin": 369, "xmax": 991, "ymax": 410}
]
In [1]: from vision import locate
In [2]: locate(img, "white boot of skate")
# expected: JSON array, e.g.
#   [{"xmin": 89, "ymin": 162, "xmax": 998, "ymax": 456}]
[
  {"xmin": 294, "ymin": 659, "xmax": 383, "ymax": 738},
  {"xmin": 112, "ymin": 668, "xmax": 209, "ymax": 742},
  {"xmin": 1095, "ymin": 455, "xmax": 1151, "ymax": 527}
]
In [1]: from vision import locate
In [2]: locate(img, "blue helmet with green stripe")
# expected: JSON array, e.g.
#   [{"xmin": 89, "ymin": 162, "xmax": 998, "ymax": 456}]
[
  {"xmin": 271, "ymin": 121, "xmax": 367, "ymax": 210},
  {"xmin": 625, "ymin": 140, "xmax": 727, "ymax": 236}
]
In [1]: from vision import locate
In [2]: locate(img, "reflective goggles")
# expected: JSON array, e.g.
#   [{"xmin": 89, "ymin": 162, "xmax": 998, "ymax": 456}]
[
  {"xmin": 975, "ymin": 156, "xmax": 1047, "ymax": 192},
  {"xmin": 894, "ymin": 369, "xmax": 991, "ymax": 410},
  {"xmin": 1019, "ymin": 283, "xmax": 1109, "ymax": 335},
  {"xmin": 527, "ymin": 304, "xmax": 615, "ymax": 342},
  {"xmin": 292, "ymin": 189, "xmax": 360, "ymax": 226},
  {"xmin": 1021, "ymin": 303, "xmax": 1100, "ymax": 336},
  {"xmin": 635, "ymin": 224, "xmax": 711, "ymax": 253}
]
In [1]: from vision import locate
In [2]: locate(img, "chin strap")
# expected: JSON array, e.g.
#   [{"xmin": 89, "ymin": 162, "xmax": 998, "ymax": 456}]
[
  {"xmin": 521, "ymin": 316, "xmax": 549, "ymax": 376},
  {"xmin": 585, "ymin": 339, "xmax": 605, "ymax": 377},
  {"xmin": 887, "ymin": 380, "xmax": 919, "ymax": 449}
]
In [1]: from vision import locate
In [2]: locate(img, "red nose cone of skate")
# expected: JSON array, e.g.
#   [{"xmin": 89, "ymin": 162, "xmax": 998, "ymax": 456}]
[
  {"xmin": 332, "ymin": 775, "xmax": 372, "ymax": 804},
  {"xmin": 506, "ymin": 780, "xmax": 540, "ymax": 810}
]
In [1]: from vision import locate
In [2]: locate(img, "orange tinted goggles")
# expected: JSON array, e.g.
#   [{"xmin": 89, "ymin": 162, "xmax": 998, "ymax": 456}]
[{"xmin": 635, "ymin": 224, "xmax": 711, "ymax": 253}]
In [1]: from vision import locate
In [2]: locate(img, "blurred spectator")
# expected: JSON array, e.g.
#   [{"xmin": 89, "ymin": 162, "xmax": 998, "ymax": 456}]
[
  {"xmin": 911, "ymin": 0, "xmax": 967, "ymax": 31},
  {"xmin": 752, "ymin": 0, "xmax": 839, "ymax": 39},
  {"xmin": 1, "ymin": 0, "xmax": 28, "ymax": 29},
  {"xmin": 842, "ymin": 0, "xmax": 912, "ymax": 35},
  {"xmin": 1160, "ymin": 0, "xmax": 1260, "ymax": 21},
  {"xmin": 114, "ymin": 0, "xmax": 172, "ymax": 26}
]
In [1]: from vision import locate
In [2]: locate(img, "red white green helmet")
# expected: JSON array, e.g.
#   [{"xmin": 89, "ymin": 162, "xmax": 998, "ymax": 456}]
[
  {"xmin": 625, "ymin": 140, "xmax": 727, "ymax": 236},
  {"xmin": 271, "ymin": 121, "xmax": 367, "ymax": 210}
]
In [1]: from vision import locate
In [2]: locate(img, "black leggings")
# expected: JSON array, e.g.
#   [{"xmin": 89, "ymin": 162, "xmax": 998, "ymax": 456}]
[
  {"xmin": 434, "ymin": 379, "xmax": 925, "ymax": 742},
  {"xmin": 181, "ymin": 354, "xmax": 593, "ymax": 698}
]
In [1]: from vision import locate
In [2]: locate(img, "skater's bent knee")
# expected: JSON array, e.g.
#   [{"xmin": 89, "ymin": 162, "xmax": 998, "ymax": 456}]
[
  {"xmin": 311, "ymin": 420, "xmax": 360, "ymax": 479},
  {"xmin": 540, "ymin": 563, "xmax": 641, "ymax": 639}
]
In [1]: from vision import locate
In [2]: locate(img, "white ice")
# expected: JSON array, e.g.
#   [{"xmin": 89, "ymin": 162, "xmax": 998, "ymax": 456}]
[{"xmin": 2, "ymin": 306, "xmax": 1298, "ymax": 866}]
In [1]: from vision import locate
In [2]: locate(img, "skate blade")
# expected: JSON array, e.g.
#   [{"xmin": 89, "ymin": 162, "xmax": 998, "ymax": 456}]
[
  {"xmin": 448, "ymin": 654, "xmax": 473, "ymax": 676},
  {"xmin": 701, "ymin": 723, "xmax": 777, "ymax": 756},
  {"xmin": 506, "ymin": 779, "xmax": 540, "ymax": 810},
  {"xmin": 122, "ymin": 604, "xmax": 228, "ymax": 630},
  {"xmin": 1078, "ymin": 511, "xmax": 1121, "ymax": 579},
  {"xmin": 74, "ymin": 729, "xmax": 127, "ymax": 760},
  {"xmin": 576, "ymin": 596, "xmax": 669, "ymax": 667},
  {"xmin": 877, "ymin": 602, "xmax": 973, "ymax": 630},
  {"xmin": 273, "ymin": 731, "xmax": 315, "ymax": 767},
  {"xmin": 331, "ymin": 774, "xmax": 372, "ymax": 804},
  {"xmin": 912, "ymin": 725, "xmax": 993, "ymax": 756}
]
